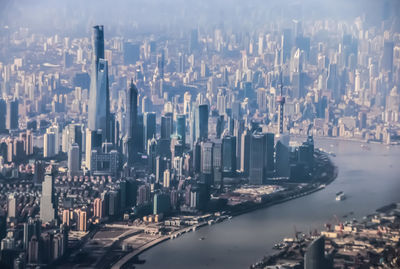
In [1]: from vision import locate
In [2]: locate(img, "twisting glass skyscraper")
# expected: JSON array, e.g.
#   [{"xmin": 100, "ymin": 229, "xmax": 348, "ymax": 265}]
[{"xmin": 88, "ymin": 25, "xmax": 110, "ymax": 141}]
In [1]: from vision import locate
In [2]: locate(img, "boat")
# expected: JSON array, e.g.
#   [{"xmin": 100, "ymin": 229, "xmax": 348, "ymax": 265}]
[
  {"xmin": 361, "ymin": 144, "xmax": 371, "ymax": 150},
  {"xmin": 336, "ymin": 191, "xmax": 345, "ymax": 201},
  {"xmin": 199, "ymin": 237, "xmax": 206, "ymax": 241}
]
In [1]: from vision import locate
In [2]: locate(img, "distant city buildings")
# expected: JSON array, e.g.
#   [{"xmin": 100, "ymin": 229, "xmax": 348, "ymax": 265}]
[{"xmin": 0, "ymin": 2, "xmax": 398, "ymax": 267}]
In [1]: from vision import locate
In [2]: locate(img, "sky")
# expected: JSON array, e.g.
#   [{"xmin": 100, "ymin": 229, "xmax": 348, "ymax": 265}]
[{"xmin": 0, "ymin": 0, "xmax": 398, "ymax": 36}]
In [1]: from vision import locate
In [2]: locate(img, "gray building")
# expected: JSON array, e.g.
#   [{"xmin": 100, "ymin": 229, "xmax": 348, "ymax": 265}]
[{"xmin": 40, "ymin": 174, "xmax": 57, "ymax": 223}]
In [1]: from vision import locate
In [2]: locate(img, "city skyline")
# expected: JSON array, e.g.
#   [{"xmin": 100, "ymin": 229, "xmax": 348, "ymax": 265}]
[{"xmin": 0, "ymin": 1, "xmax": 399, "ymax": 268}]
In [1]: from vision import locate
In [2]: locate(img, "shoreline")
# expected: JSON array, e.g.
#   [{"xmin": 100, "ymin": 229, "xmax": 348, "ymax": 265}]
[{"xmin": 111, "ymin": 152, "xmax": 338, "ymax": 269}]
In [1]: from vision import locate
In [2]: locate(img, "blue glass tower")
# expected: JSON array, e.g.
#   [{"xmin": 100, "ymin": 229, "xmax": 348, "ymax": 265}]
[{"xmin": 88, "ymin": 25, "xmax": 110, "ymax": 141}]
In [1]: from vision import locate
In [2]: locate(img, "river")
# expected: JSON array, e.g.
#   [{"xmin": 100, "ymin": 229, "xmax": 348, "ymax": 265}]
[{"xmin": 135, "ymin": 138, "xmax": 400, "ymax": 269}]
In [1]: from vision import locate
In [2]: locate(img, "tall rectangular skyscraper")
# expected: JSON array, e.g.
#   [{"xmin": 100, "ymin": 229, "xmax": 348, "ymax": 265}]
[
  {"xmin": 195, "ymin": 104, "xmax": 209, "ymax": 142},
  {"xmin": 249, "ymin": 133, "xmax": 266, "ymax": 185},
  {"xmin": 123, "ymin": 80, "xmax": 138, "ymax": 165},
  {"xmin": 144, "ymin": 112, "xmax": 156, "ymax": 152},
  {"xmin": 40, "ymin": 174, "xmax": 57, "ymax": 223},
  {"xmin": 88, "ymin": 25, "xmax": 110, "ymax": 142}
]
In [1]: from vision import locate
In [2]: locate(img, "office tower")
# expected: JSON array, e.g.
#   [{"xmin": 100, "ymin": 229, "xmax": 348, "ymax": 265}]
[
  {"xmin": 28, "ymin": 236, "xmax": 39, "ymax": 264},
  {"xmin": 258, "ymin": 34, "xmax": 264, "ymax": 56},
  {"xmin": 6, "ymin": 99, "xmax": 18, "ymax": 130},
  {"xmin": 40, "ymin": 173, "xmax": 57, "ymax": 223},
  {"xmin": 62, "ymin": 124, "xmax": 83, "ymax": 156},
  {"xmin": 157, "ymin": 51, "xmax": 165, "ymax": 79},
  {"xmin": 85, "ymin": 129, "xmax": 102, "ymax": 170},
  {"xmin": 33, "ymin": 160, "xmax": 45, "ymax": 185},
  {"xmin": 217, "ymin": 89, "xmax": 227, "ymax": 115},
  {"xmin": 137, "ymin": 184, "xmax": 150, "ymax": 206},
  {"xmin": 265, "ymin": 133, "xmax": 275, "ymax": 172},
  {"xmin": 275, "ymin": 134, "xmax": 291, "ymax": 178},
  {"xmin": 183, "ymin": 92, "xmax": 191, "ymax": 115},
  {"xmin": 189, "ymin": 29, "xmax": 199, "ymax": 52},
  {"xmin": 192, "ymin": 140, "xmax": 201, "ymax": 173},
  {"xmin": 155, "ymin": 156, "xmax": 166, "ymax": 183},
  {"xmin": 280, "ymin": 29, "xmax": 292, "ymax": 64},
  {"xmin": 78, "ymin": 209, "xmax": 87, "ymax": 231},
  {"xmin": 153, "ymin": 193, "xmax": 170, "ymax": 215},
  {"xmin": 381, "ymin": 41, "xmax": 394, "ymax": 72},
  {"xmin": 189, "ymin": 186, "xmax": 200, "ymax": 209},
  {"xmin": 24, "ymin": 130, "xmax": 34, "ymax": 155},
  {"xmin": 124, "ymin": 80, "xmax": 138, "ymax": 165},
  {"xmin": 249, "ymin": 133, "xmax": 266, "ymax": 185},
  {"xmin": 144, "ymin": 112, "xmax": 156, "ymax": 151},
  {"xmin": 100, "ymin": 191, "xmax": 109, "ymax": 217},
  {"xmin": 62, "ymin": 209, "xmax": 70, "ymax": 226},
  {"xmin": 257, "ymin": 88, "xmax": 267, "ymax": 112},
  {"xmin": 0, "ymin": 99, "xmax": 5, "ymax": 133},
  {"xmin": 212, "ymin": 140, "xmax": 222, "ymax": 185},
  {"xmin": 44, "ymin": 131, "xmax": 56, "ymax": 158},
  {"xmin": 136, "ymin": 114, "xmax": 144, "ymax": 153},
  {"xmin": 240, "ymin": 129, "xmax": 251, "ymax": 175},
  {"xmin": 161, "ymin": 113, "xmax": 173, "ymax": 140},
  {"xmin": 94, "ymin": 198, "xmax": 103, "ymax": 219},
  {"xmin": 68, "ymin": 143, "xmax": 80, "ymax": 176},
  {"xmin": 304, "ymin": 236, "xmax": 332, "ymax": 269},
  {"xmin": 126, "ymin": 80, "xmax": 138, "ymax": 140},
  {"xmin": 88, "ymin": 26, "xmax": 110, "ymax": 141},
  {"xmin": 201, "ymin": 141, "xmax": 214, "ymax": 185},
  {"xmin": 7, "ymin": 193, "xmax": 16, "ymax": 218},
  {"xmin": 23, "ymin": 218, "xmax": 40, "ymax": 250},
  {"xmin": 163, "ymin": 169, "xmax": 171, "ymax": 188},
  {"xmin": 178, "ymin": 53, "xmax": 185, "ymax": 73},
  {"xmin": 176, "ymin": 114, "xmax": 186, "ymax": 145},
  {"xmin": 292, "ymin": 19, "xmax": 303, "ymax": 38},
  {"xmin": 234, "ymin": 120, "xmax": 244, "ymax": 169},
  {"xmin": 195, "ymin": 104, "xmax": 209, "ymax": 142},
  {"xmin": 222, "ymin": 135, "xmax": 236, "ymax": 174},
  {"xmin": 326, "ymin": 63, "xmax": 339, "ymax": 100},
  {"xmin": 108, "ymin": 190, "xmax": 118, "ymax": 216}
]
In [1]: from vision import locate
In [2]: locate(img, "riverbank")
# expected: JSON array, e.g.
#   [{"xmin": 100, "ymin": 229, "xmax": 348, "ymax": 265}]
[
  {"xmin": 250, "ymin": 202, "xmax": 400, "ymax": 268},
  {"xmin": 111, "ymin": 152, "xmax": 338, "ymax": 269}
]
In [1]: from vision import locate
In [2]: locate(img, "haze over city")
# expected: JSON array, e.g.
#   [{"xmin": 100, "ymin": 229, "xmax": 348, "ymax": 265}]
[{"xmin": 0, "ymin": 1, "xmax": 399, "ymax": 269}]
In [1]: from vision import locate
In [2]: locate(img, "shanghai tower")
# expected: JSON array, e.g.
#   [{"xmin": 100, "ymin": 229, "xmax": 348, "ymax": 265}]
[{"xmin": 88, "ymin": 25, "xmax": 110, "ymax": 141}]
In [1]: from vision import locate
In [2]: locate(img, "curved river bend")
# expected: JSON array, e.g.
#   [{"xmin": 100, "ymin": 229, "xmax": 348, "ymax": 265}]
[{"xmin": 136, "ymin": 139, "xmax": 400, "ymax": 269}]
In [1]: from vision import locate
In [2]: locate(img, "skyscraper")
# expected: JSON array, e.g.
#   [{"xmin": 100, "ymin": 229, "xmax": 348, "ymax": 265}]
[
  {"xmin": 0, "ymin": 99, "xmax": 6, "ymax": 133},
  {"xmin": 195, "ymin": 104, "xmax": 209, "ymax": 142},
  {"xmin": 249, "ymin": 133, "xmax": 266, "ymax": 185},
  {"xmin": 44, "ymin": 131, "xmax": 56, "ymax": 158},
  {"xmin": 201, "ymin": 141, "xmax": 214, "ymax": 185},
  {"xmin": 176, "ymin": 114, "xmax": 186, "ymax": 146},
  {"xmin": 222, "ymin": 135, "xmax": 236, "ymax": 174},
  {"xmin": 126, "ymin": 80, "xmax": 138, "ymax": 139},
  {"xmin": 40, "ymin": 173, "xmax": 57, "ymax": 223},
  {"xmin": 381, "ymin": 41, "xmax": 394, "ymax": 72},
  {"xmin": 88, "ymin": 25, "xmax": 110, "ymax": 142},
  {"xmin": 7, "ymin": 193, "xmax": 16, "ymax": 218},
  {"xmin": 304, "ymin": 236, "xmax": 332, "ymax": 269},
  {"xmin": 6, "ymin": 99, "xmax": 18, "ymax": 130},
  {"xmin": 161, "ymin": 113, "xmax": 173, "ymax": 140},
  {"xmin": 85, "ymin": 129, "xmax": 102, "ymax": 170},
  {"xmin": 240, "ymin": 129, "xmax": 251, "ymax": 175},
  {"xmin": 124, "ymin": 80, "xmax": 138, "ymax": 165},
  {"xmin": 68, "ymin": 143, "xmax": 80, "ymax": 176},
  {"xmin": 144, "ymin": 112, "xmax": 156, "ymax": 152}
]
